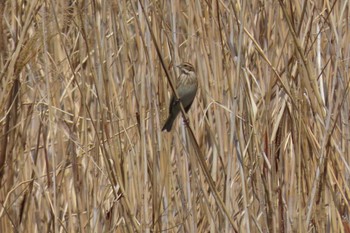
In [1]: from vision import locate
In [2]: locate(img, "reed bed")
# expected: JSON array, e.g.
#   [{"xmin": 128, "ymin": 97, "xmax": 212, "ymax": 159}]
[{"xmin": 1, "ymin": 0, "xmax": 350, "ymax": 232}]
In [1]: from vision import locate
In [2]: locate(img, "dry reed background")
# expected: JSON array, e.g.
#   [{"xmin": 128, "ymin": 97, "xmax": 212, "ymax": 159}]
[{"xmin": 1, "ymin": 0, "xmax": 350, "ymax": 232}]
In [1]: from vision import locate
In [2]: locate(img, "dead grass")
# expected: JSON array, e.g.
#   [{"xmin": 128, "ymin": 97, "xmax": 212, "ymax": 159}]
[{"xmin": 1, "ymin": 0, "xmax": 350, "ymax": 232}]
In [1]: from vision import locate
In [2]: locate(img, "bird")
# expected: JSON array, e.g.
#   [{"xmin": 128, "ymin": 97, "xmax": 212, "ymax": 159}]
[{"xmin": 162, "ymin": 62, "xmax": 198, "ymax": 132}]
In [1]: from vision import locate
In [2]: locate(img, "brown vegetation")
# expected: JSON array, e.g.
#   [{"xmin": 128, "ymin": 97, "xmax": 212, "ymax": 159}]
[{"xmin": 1, "ymin": 0, "xmax": 350, "ymax": 232}]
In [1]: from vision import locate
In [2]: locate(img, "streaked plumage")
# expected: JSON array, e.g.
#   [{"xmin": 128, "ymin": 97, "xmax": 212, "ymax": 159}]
[{"xmin": 162, "ymin": 62, "xmax": 198, "ymax": 132}]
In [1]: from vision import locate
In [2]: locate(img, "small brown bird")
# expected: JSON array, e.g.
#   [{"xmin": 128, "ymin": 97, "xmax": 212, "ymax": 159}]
[{"xmin": 162, "ymin": 62, "xmax": 198, "ymax": 132}]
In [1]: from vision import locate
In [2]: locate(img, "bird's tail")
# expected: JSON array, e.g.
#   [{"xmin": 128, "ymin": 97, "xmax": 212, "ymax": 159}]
[{"xmin": 162, "ymin": 114, "xmax": 176, "ymax": 132}]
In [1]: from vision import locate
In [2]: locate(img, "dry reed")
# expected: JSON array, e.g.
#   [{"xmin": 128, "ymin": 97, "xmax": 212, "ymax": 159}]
[{"xmin": 1, "ymin": 0, "xmax": 350, "ymax": 232}]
